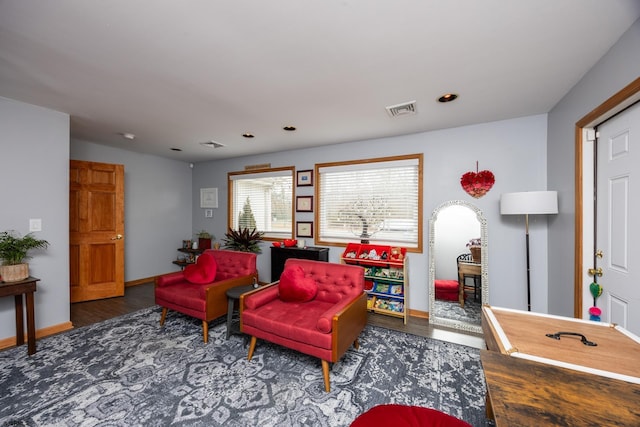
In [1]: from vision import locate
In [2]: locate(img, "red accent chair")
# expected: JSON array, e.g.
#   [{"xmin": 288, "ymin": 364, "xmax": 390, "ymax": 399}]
[
  {"xmin": 350, "ymin": 404, "xmax": 471, "ymax": 427},
  {"xmin": 240, "ymin": 258, "xmax": 367, "ymax": 392},
  {"xmin": 155, "ymin": 249, "xmax": 258, "ymax": 343}
]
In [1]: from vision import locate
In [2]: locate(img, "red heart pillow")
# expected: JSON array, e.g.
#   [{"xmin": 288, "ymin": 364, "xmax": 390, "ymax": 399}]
[
  {"xmin": 184, "ymin": 252, "xmax": 217, "ymax": 284},
  {"xmin": 279, "ymin": 264, "xmax": 317, "ymax": 302}
]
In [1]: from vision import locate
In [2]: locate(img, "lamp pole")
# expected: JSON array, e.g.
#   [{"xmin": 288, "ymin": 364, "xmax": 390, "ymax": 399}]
[{"xmin": 525, "ymin": 213, "xmax": 531, "ymax": 311}]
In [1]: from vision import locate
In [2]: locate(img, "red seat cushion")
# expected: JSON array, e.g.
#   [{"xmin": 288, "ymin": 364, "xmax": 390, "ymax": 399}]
[
  {"xmin": 183, "ymin": 252, "xmax": 217, "ymax": 284},
  {"xmin": 279, "ymin": 264, "xmax": 318, "ymax": 302},
  {"xmin": 350, "ymin": 405, "xmax": 471, "ymax": 427},
  {"xmin": 435, "ymin": 279, "xmax": 459, "ymax": 301}
]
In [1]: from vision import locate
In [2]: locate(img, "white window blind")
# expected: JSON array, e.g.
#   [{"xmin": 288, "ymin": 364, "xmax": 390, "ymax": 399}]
[
  {"xmin": 317, "ymin": 155, "xmax": 422, "ymax": 248},
  {"xmin": 229, "ymin": 168, "xmax": 293, "ymax": 239}
]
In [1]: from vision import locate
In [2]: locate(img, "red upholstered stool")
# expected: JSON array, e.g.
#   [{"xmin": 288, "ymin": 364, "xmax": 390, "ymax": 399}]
[
  {"xmin": 350, "ymin": 404, "xmax": 471, "ymax": 427},
  {"xmin": 435, "ymin": 279, "xmax": 459, "ymax": 302}
]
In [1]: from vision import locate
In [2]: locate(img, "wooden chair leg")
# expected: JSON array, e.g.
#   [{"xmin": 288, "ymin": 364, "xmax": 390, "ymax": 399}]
[
  {"xmin": 160, "ymin": 307, "xmax": 168, "ymax": 326},
  {"xmin": 321, "ymin": 359, "xmax": 331, "ymax": 392},
  {"xmin": 247, "ymin": 336, "xmax": 257, "ymax": 360},
  {"xmin": 202, "ymin": 321, "xmax": 208, "ymax": 344}
]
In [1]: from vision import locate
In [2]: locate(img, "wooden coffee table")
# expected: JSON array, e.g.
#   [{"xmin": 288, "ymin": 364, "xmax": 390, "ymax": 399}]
[{"xmin": 481, "ymin": 305, "xmax": 640, "ymax": 425}]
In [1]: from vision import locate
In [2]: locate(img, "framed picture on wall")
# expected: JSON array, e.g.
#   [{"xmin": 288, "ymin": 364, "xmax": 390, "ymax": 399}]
[
  {"xmin": 296, "ymin": 221, "xmax": 313, "ymax": 238},
  {"xmin": 296, "ymin": 196, "xmax": 313, "ymax": 212},
  {"xmin": 200, "ymin": 188, "xmax": 218, "ymax": 208},
  {"xmin": 296, "ymin": 170, "xmax": 313, "ymax": 187}
]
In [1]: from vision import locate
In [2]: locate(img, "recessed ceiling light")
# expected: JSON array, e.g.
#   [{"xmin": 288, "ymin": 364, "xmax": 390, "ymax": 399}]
[
  {"xmin": 283, "ymin": 126, "xmax": 296, "ymax": 131},
  {"xmin": 438, "ymin": 93, "xmax": 458, "ymax": 103},
  {"xmin": 170, "ymin": 148, "xmax": 182, "ymax": 151},
  {"xmin": 242, "ymin": 133, "xmax": 255, "ymax": 138},
  {"xmin": 120, "ymin": 132, "xmax": 136, "ymax": 140}
]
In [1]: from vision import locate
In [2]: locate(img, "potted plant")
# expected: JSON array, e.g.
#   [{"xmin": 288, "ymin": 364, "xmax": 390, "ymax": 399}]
[
  {"xmin": 0, "ymin": 230, "xmax": 49, "ymax": 282},
  {"xmin": 196, "ymin": 230, "xmax": 215, "ymax": 250},
  {"xmin": 466, "ymin": 237, "xmax": 481, "ymax": 263},
  {"xmin": 222, "ymin": 227, "xmax": 264, "ymax": 253}
]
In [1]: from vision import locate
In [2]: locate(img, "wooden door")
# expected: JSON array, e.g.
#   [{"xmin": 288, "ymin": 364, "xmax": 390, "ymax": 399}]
[
  {"xmin": 70, "ymin": 160, "xmax": 125, "ymax": 302},
  {"xmin": 595, "ymin": 102, "xmax": 640, "ymax": 333}
]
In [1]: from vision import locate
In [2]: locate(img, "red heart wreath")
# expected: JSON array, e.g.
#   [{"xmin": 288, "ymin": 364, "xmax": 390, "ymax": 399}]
[{"xmin": 461, "ymin": 168, "xmax": 495, "ymax": 199}]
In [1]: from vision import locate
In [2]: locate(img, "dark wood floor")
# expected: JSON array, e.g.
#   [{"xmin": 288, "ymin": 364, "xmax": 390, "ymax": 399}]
[{"xmin": 70, "ymin": 282, "xmax": 485, "ymax": 349}]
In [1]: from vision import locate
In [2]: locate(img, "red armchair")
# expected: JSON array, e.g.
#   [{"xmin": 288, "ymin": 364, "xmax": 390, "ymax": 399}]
[
  {"xmin": 240, "ymin": 258, "xmax": 367, "ymax": 392},
  {"xmin": 155, "ymin": 249, "xmax": 258, "ymax": 343}
]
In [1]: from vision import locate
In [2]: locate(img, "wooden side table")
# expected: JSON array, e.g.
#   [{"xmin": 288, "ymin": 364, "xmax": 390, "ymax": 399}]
[{"xmin": 0, "ymin": 276, "xmax": 39, "ymax": 355}]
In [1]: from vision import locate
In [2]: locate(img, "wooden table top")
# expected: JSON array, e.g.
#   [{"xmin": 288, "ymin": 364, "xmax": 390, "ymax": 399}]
[
  {"xmin": 482, "ymin": 305, "xmax": 640, "ymax": 382},
  {"xmin": 481, "ymin": 350, "xmax": 640, "ymax": 426}
]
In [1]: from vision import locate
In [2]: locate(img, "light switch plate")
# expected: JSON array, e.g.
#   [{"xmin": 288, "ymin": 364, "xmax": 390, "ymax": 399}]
[{"xmin": 29, "ymin": 218, "xmax": 42, "ymax": 232}]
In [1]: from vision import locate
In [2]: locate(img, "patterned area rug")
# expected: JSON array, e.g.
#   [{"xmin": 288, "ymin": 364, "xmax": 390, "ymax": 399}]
[
  {"xmin": 1, "ymin": 307, "xmax": 487, "ymax": 426},
  {"xmin": 434, "ymin": 299, "xmax": 482, "ymax": 325}
]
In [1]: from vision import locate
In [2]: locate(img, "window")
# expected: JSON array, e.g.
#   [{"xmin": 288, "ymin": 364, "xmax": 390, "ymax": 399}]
[
  {"xmin": 316, "ymin": 154, "xmax": 422, "ymax": 250},
  {"xmin": 228, "ymin": 167, "xmax": 294, "ymax": 240}
]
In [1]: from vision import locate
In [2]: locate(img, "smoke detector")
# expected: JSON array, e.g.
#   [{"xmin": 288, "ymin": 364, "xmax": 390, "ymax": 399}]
[
  {"xmin": 200, "ymin": 141, "xmax": 226, "ymax": 149},
  {"xmin": 386, "ymin": 100, "xmax": 417, "ymax": 118}
]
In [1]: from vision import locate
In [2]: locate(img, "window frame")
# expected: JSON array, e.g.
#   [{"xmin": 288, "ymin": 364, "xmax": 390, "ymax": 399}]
[
  {"xmin": 314, "ymin": 154, "xmax": 423, "ymax": 252},
  {"xmin": 227, "ymin": 166, "xmax": 295, "ymax": 241}
]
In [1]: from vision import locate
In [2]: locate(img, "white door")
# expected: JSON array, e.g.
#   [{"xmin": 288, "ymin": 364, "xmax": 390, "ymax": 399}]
[{"xmin": 596, "ymin": 102, "xmax": 640, "ymax": 334}]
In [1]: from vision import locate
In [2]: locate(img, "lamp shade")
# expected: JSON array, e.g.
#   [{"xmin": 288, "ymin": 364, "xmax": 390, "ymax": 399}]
[{"xmin": 500, "ymin": 191, "xmax": 558, "ymax": 215}]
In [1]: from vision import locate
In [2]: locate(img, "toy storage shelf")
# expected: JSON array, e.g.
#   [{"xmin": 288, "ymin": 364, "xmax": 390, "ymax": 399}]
[{"xmin": 341, "ymin": 243, "xmax": 409, "ymax": 324}]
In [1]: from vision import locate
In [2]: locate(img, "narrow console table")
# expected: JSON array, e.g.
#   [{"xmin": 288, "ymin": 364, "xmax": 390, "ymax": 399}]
[
  {"xmin": 270, "ymin": 246, "xmax": 329, "ymax": 282},
  {"xmin": 0, "ymin": 276, "xmax": 39, "ymax": 355}
]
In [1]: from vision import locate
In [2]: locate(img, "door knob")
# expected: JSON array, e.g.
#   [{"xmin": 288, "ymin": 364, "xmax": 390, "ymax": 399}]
[
  {"xmin": 595, "ymin": 250, "xmax": 603, "ymax": 258},
  {"xmin": 111, "ymin": 234, "xmax": 123, "ymax": 240},
  {"xmin": 588, "ymin": 267, "xmax": 603, "ymax": 277}
]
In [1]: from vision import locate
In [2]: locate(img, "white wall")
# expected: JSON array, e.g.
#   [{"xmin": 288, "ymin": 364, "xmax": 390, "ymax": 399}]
[
  {"xmin": 434, "ymin": 205, "xmax": 480, "ymax": 280},
  {"xmin": 0, "ymin": 97, "xmax": 70, "ymax": 341},
  {"xmin": 70, "ymin": 140, "xmax": 194, "ymax": 280},
  {"xmin": 547, "ymin": 18, "xmax": 640, "ymax": 317},
  {"xmin": 193, "ymin": 114, "xmax": 550, "ymax": 313}
]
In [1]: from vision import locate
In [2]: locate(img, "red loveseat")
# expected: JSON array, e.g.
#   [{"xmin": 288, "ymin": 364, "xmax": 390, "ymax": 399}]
[
  {"xmin": 240, "ymin": 258, "xmax": 367, "ymax": 392},
  {"xmin": 155, "ymin": 249, "xmax": 258, "ymax": 343}
]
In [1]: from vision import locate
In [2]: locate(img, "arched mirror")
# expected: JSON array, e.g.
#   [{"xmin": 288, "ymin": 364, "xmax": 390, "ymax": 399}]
[{"xmin": 429, "ymin": 200, "xmax": 488, "ymax": 334}]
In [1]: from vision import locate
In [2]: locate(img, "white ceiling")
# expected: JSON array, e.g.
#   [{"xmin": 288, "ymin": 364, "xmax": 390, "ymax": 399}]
[{"xmin": 2, "ymin": 1, "xmax": 639, "ymax": 162}]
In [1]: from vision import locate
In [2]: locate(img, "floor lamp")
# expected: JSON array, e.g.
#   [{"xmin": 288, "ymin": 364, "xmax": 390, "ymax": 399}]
[{"xmin": 500, "ymin": 191, "xmax": 558, "ymax": 311}]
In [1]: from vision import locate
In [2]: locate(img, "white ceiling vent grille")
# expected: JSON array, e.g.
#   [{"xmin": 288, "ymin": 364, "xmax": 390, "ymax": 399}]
[
  {"xmin": 386, "ymin": 100, "xmax": 417, "ymax": 118},
  {"xmin": 200, "ymin": 141, "xmax": 226, "ymax": 148}
]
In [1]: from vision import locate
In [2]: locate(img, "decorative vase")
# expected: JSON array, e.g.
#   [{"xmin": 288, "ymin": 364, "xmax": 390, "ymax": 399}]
[
  {"xmin": 0, "ymin": 263, "xmax": 29, "ymax": 282},
  {"xmin": 199, "ymin": 238, "xmax": 212, "ymax": 250},
  {"xmin": 469, "ymin": 247, "xmax": 481, "ymax": 263}
]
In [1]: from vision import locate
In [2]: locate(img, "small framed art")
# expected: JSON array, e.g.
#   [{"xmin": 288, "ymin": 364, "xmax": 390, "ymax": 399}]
[
  {"xmin": 296, "ymin": 170, "xmax": 313, "ymax": 187},
  {"xmin": 296, "ymin": 221, "xmax": 313, "ymax": 238},
  {"xmin": 296, "ymin": 195, "xmax": 313, "ymax": 212},
  {"xmin": 200, "ymin": 188, "xmax": 218, "ymax": 208}
]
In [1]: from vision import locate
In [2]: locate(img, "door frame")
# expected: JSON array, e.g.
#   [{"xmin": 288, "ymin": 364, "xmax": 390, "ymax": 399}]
[{"xmin": 574, "ymin": 77, "xmax": 640, "ymax": 318}]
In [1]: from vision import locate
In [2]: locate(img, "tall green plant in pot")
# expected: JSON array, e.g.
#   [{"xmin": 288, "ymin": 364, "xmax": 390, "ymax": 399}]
[{"xmin": 0, "ymin": 230, "xmax": 49, "ymax": 282}]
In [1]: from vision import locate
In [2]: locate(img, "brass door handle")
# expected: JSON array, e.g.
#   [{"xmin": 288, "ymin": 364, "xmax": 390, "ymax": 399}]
[
  {"xmin": 588, "ymin": 267, "xmax": 603, "ymax": 277},
  {"xmin": 111, "ymin": 234, "xmax": 123, "ymax": 240}
]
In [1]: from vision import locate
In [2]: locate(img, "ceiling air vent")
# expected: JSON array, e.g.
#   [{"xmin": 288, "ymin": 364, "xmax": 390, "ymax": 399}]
[
  {"xmin": 200, "ymin": 141, "xmax": 226, "ymax": 149},
  {"xmin": 386, "ymin": 100, "xmax": 417, "ymax": 118}
]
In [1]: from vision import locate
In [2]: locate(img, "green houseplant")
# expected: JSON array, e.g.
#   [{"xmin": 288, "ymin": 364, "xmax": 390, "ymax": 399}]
[
  {"xmin": 0, "ymin": 230, "xmax": 49, "ymax": 282},
  {"xmin": 195, "ymin": 230, "xmax": 215, "ymax": 250},
  {"xmin": 222, "ymin": 227, "xmax": 264, "ymax": 253}
]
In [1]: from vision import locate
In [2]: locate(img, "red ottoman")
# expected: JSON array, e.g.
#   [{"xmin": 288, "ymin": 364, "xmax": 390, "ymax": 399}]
[
  {"xmin": 350, "ymin": 404, "xmax": 471, "ymax": 427},
  {"xmin": 435, "ymin": 279, "xmax": 459, "ymax": 301}
]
